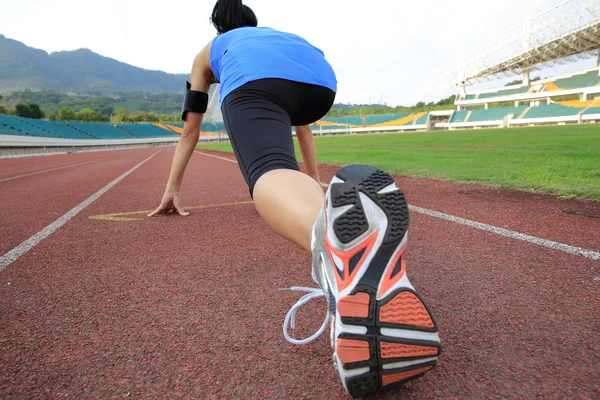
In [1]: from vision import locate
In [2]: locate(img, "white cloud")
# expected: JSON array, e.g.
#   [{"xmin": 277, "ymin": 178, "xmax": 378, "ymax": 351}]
[{"xmin": 1, "ymin": 0, "xmax": 595, "ymax": 106}]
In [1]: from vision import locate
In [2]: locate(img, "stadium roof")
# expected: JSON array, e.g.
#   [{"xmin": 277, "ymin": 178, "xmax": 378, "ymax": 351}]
[{"xmin": 426, "ymin": 0, "xmax": 600, "ymax": 90}]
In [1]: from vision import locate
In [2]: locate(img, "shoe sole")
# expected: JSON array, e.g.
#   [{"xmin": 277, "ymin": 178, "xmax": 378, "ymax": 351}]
[{"xmin": 326, "ymin": 165, "xmax": 441, "ymax": 398}]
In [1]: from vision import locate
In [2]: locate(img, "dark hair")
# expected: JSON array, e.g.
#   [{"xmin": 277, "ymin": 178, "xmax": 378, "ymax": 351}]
[{"xmin": 211, "ymin": 0, "xmax": 258, "ymax": 34}]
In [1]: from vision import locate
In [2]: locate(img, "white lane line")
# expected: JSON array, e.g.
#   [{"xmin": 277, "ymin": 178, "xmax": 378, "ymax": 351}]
[
  {"xmin": 195, "ymin": 151, "xmax": 238, "ymax": 163},
  {"xmin": 196, "ymin": 152, "xmax": 600, "ymax": 261},
  {"xmin": 322, "ymin": 182, "xmax": 600, "ymax": 261},
  {"xmin": 409, "ymin": 205, "xmax": 600, "ymax": 261},
  {"xmin": 0, "ymin": 157, "xmax": 112, "ymax": 183},
  {"xmin": 0, "ymin": 150, "xmax": 162, "ymax": 272},
  {"xmin": 0, "ymin": 157, "xmax": 92, "ymax": 172}
]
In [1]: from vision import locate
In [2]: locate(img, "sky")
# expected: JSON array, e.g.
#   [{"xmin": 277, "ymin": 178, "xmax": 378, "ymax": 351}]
[{"xmin": 1, "ymin": 0, "xmax": 598, "ymax": 106}]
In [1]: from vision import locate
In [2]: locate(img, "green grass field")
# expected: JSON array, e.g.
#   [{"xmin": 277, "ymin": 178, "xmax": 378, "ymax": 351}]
[{"xmin": 197, "ymin": 124, "xmax": 600, "ymax": 200}]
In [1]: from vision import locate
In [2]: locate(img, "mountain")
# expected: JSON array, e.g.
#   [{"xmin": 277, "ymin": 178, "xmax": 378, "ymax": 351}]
[{"xmin": 0, "ymin": 34, "xmax": 189, "ymax": 94}]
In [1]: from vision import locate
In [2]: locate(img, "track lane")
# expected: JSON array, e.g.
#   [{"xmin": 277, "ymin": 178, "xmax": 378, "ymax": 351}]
[
  {"xmin": 315, "ymin": 163, "xmax": 600, "ymax": 254},
  {"xmin": 0, "ymin": 151, "xmax": 124, "ymax": 180},
  {"xmin": 195, "ymin": 150, "xmax": 600, "ymax": 254},
  {"xmin": 0, "ymin": 147, "xmax": 160, "ymax": 255},
  {"xmin": 0, "ymin": 148, "xmax": 598, "ymax": 398}
]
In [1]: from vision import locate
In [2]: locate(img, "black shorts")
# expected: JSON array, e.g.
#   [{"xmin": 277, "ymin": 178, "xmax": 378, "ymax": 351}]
[{"xmin": 221, "ymin": 78, "xmax": 336, "ymax": 197}]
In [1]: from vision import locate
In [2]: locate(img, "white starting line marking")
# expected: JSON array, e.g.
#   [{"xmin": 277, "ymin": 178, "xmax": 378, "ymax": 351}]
[
  {"xmin": 0, "ymin": 157, "xmax": 112, "ymax": 183},
  {"xmin": 194, "ymin": 152, "xmax": 599, "ymax": 261},
  {"xmin": 0, "ymin": 149, "xmax": 162, "ymax": 272}
]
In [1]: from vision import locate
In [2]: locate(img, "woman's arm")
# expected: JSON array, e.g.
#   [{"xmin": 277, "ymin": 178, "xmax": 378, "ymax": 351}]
[
  {"xmin": 148, "ymin": 40, "xmax": 216, "ymax": 217},
  {"xmin": 295, "ymin": 124, "xmax": 320, "ymax": 183}
]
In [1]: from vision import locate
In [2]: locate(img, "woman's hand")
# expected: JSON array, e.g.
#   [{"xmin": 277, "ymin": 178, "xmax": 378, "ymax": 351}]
[{"xmin": 148, "ymin": 191, "xmax": 190, "ymax": 217}]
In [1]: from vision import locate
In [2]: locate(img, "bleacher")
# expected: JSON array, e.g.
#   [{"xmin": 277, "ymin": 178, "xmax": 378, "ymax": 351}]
[
  {"xmin": 460, "ymin": 68, "xmax": 600, "ymax": 103},
  {"xmin": 365, "ymin": 114, "xmax": 410, "ymax": 125},
  {"xmin": 582, "ymin": 107, "xmax": 600, "ymax": 115},
  {"xmin": 415, "ymin": 113, "xmax": 429, "ymax": 124},
  {"xmin": 321, "ymin": 116, "xmax": 363, "ymax": 127},
  {"xmin": 521, "ymin": 103, "xmax": 583, "ymax": 119},
  {"xmin": 397, "ymin": 114, "xmax": 417, "ymax": 126},
  {"xmin": 32, "ymin": 119, "xmax": 91, "ymax": 139},
  {"xmin": 450, "ymin": 110, "xmax": 468, "ymax": 123},
  {"xmin": 477, "ymin": 86, "xmax": 530, "ymax": 99},
  {"xmin": 468, "ymin": 106, "xmax": 527, "ymax": 122},
  {"xmin": 552, "ymin": 70, "xmax": 600, "ymax": 90},
  {"xmin": 0, "ymin": 115, "xmax": 56, "ymax": 137},
  {"xmin": 118, "ymin": 124, "xmax": 178, "ymax": 138},
  {"xmin": 66, "ymin": 122, "xmax": 134, "ymax": 139}
]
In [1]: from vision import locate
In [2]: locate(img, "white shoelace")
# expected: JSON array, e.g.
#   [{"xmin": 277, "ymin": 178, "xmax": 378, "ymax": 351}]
[{"xmin": 280, "ymin": 286, "xmax": 330, "ymax": 345}]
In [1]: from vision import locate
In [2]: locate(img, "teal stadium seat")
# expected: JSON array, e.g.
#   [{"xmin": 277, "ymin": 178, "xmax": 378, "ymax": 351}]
[
  {"xmin": 477, "ymin": 86, "xmax": 530, "ymax": 99},
  {"xmin": 364, "ymin": 114, "xmax": 410, "ymax": 125},
  {"xmin": 170, "ymin": 121, "xmax": 225, "ymax": 133},
  {"xmin": 118, "ymin": 124, "xmax": 178, "ymax": 138},
  {"xmin": 450, "ymin": 110, "xmax": 468, "ymax": 123},
  {"xmin": 67, "ymin": 122, "xmax": 135, "ymax": 139},
  {"xmin": 553, "ymin": 70, "xmax": 600, "ymax": 90},
  {"xmin": 522, "ymin": 103, "xmax": 582, "ymax": 119},
  {"xmin": 468, "ymin": 106, "xmax": 527, "ymax": 122},
  {"xmin": 33, "ymin": 119, "xmax": 91, "ymax": 139},
  {"xmin": 0, "ymin": 115, "xmax": 54, "ymax": 137},
  {"xmin": 321, "ymin": 116, "xmax": 363, "ymax": 126},
  {"xmin": 582, "ymin": 107, "xmax": 600, "ymax": 115},
  {"xmin": 415, "ymin": 113, "xmax": 429, "ymax": 124}
]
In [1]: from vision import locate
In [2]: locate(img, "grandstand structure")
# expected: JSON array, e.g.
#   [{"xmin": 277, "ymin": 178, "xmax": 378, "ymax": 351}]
[
  {"xmin": 0, "ymin": 114, "xmax": 231, "ymax": 157},
  {"xmin": 427, "ymin": 0, "xmax": 600, "ymax": 129}
]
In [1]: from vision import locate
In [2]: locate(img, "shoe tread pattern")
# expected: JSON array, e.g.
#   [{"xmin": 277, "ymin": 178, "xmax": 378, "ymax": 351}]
[{"xmin": 332, "ymin": 167, "xmax": 409, "ymax": 246}]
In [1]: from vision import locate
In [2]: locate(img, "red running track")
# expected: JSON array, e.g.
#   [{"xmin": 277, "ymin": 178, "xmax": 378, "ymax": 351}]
[{"xmin": 1, "ymin": 147, "xmax": 599, "ymax": 399}]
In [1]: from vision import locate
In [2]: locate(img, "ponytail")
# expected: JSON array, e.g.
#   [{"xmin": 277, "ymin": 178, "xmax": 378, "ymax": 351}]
[{"xmin": 211, "ymin": 0, "xmax": 258, "ymax": 33}]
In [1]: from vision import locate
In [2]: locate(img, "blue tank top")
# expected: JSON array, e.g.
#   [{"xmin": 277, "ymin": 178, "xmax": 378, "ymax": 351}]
[{"xmin": 210, "ymin": 27, "xmax": 337, "ymax": 104}]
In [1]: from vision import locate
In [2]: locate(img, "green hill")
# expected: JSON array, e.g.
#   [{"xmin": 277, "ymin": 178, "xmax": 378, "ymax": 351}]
[{"xmin": 0, "ymin": 34, "xmax": 188, "ymax": 94}]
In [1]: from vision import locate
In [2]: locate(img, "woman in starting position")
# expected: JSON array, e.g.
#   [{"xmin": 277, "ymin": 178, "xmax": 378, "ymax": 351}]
[{"xmin": 149, "ymin": 0, "xmax": 441, "ymax": 396}]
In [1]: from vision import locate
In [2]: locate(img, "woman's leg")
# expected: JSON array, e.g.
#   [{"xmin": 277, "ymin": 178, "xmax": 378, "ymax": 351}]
[
  {"xmin": 221, "ymin": 79, "xmax": 333, "ymax": 251},
  {"xmin": 253, "ymin": 169, "xmax": 324, "ymax": 251}
]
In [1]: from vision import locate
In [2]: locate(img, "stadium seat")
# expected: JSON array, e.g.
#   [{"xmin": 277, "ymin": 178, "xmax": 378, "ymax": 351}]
[
  {"xmin": 415, "ymin": 113, "xmax": 429, "ymax": 124},
  {"xmin": 468, "ymin": 106, "xmax": 527, "ymax": 122},
  {"xmin": 552, "ymin": 70, "xmax": 600, "ymax": 90},
  {"xmin": 522, "ymin": 103, "xmax": 583, "ymax": 119},
  {"xmin": 66, "ymin": 122, "xmax": 135, "ymax": 139},
  {"xmin": 450, "ymin": 110, "xmax": 468, "ymax": 123},
  {"xmin": 582, "ymin": 107, "xmax": 600, "ymax": 115},
  {"xmin": 117, "ymin": 124, "xmax": 179, "ymax": 138},
  {"xmin": 477, "ymin": 86, "xmax": 530, "ymax": 99}
]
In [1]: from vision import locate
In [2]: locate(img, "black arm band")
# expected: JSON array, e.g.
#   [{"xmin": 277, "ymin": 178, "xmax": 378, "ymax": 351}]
[{"xmin": 181, "ymin": 81, "xmax": 209, "ymax": 121}]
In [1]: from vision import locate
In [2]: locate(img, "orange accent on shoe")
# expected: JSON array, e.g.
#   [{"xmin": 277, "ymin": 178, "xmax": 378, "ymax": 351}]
[
  {"xmin": 377, "ymin": 242, "xmax": 407, "ymax": 299},
  {"xmin": 379, "ymin": 292, "xmax": 434, "ymax": 328},
  {"xmin": 336, "ymin": 339, "xmax": 371, "ymax": 365},
  {"xmin": 326, "ymin": 229, "xmax": 379, "ymax": 293},
  {"xmin": 338, "ymin": 292, "xmax": 371, "ymax": 318},
  {"xmin": 380, "ymin": 342, "xmax": 439, "ymax": 359},
  {"xmin": 381, "ymin": 366, "xmax": 433, "ymax": 386}
]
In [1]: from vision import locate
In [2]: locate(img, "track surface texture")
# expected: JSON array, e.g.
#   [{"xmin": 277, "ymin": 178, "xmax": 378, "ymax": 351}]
[{"xmin": 1, "ymin": 147, "xmax": 599, "ymax": 399}]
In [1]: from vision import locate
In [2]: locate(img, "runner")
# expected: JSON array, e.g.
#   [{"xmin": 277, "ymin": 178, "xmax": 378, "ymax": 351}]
[{"xmin": 149, "ymin": 1, "xmax": 441, "ymax": 396}]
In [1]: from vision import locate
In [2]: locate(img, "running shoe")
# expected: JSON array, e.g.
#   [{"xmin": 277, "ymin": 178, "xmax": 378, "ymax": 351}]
[{"xmin": 282, "ymin": 165, "xmax": 441, "ymax": 398}]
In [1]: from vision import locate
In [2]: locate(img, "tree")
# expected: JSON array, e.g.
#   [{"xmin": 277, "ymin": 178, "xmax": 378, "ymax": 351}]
[
  {"xmin": 75, "ymin": 108, "xmax": 104, "ymax": 122},
  {"xmin": 15, "ymin": 103, "xmax": 45, "ymax": 119},
  {"xmin": 58, "ymin": 108, "xmax": 77, "ymax": 121},
  {"xmin": 27, "ymin": 103, "xmax": 45, "ymax": 119},
  {"xmin": 0, "ymin": 94, "xmax": 6, "ymax": 115}
]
